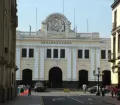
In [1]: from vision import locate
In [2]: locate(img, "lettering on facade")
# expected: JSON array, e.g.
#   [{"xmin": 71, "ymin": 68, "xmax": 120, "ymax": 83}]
[{"xmin": 41, "ymin": 40, "xmax": 71, "ymax": 44}]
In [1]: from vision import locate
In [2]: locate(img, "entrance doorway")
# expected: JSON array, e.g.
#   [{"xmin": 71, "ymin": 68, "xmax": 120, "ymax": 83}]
[
  {"xmin": 22, "ymin": 69, "xmax": 32, "ymax": 85},
  {"xmin": 102, "ymin": 70, "xmax": 111, "ymax": 86},
  {"xmin": 79, "ymin": 70, "xmax": 88, "ymax": 88},
  {"xmin": 49, "ymin": 67, "xmax": 62, "ymax": 88}
]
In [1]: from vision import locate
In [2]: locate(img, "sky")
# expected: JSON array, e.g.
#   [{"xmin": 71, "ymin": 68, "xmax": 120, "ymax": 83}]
[{"xmin": 17, "ymin": 0, "xmax": 114, "ymax": 38}]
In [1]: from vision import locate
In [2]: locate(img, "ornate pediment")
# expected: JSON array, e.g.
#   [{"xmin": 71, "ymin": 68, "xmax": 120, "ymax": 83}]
[{"xmin": 42, "ymin": 13, "xmax": 71, "ymax": 33}]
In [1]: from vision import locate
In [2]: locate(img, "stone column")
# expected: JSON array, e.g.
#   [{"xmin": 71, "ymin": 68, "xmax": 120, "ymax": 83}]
[
  {"xmin": 10, "ymin": 0, "xmax": 18, "ymax": 99},
  {"xmin": 4, "ymin": 66, "xmax": 8, "ymax": 101},
  {"xmin": 5, "ymin": 65, "xmax": 11, "ymax": 100},
  {"xmin": 0, "ymin": 0, "xmax": 6, "ymax": 103},
  {"xmin": 0, "ymin": 63, "xmax": 6, "ymax": 103}
]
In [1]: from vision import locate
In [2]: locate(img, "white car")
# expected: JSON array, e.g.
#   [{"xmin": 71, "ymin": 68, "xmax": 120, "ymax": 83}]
[{"xmin": 18, "ymin": 85, "xmax": 25, "ymax": 88}]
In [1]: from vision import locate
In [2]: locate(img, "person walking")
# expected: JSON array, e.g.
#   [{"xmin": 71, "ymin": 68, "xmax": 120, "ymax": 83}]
[
  {"xmin": 82, "ymin": 84, "xmax": 87, "ymax": 93},
  {"xmin": 101, "ymin": 87, "xmax": 105, "ymax": 97},
  {"xmin": 28, "ymin": 85, "xmax": 31, "ymax": 96}
]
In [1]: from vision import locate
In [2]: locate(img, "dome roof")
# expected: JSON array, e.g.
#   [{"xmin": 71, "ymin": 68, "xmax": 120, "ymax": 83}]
[{"xmin": 45, "ymin": 13, "xmax": 68, "ymax": 23}]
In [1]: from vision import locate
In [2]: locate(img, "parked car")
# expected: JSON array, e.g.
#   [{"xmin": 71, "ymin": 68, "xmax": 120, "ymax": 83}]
[
  {"xmin": 34, "ymin": 82, "xmax": 46, "ymax": 92},
  {"xmin": 88, "ymin": 86, "xmax": 110, "ymax": 94},
  {"xmin": 88, "ymin": 86, "xmax": 98, "ymax": 93},
  {"xmin": 18, "ymin": 85, "xmax": 25, "ymax": 88}
]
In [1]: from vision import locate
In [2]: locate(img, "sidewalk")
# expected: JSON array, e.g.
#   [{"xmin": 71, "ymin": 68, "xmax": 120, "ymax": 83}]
[
  {"xmin": 89, "ymin": 95, "xmax": 120, "ymax": 105},
  {"xmin": 0, "ymin": 96, "xmax": 44, "ymax": 105}
]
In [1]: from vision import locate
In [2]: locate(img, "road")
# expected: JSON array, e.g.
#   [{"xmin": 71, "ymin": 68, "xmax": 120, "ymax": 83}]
[{"xmin": 43, "ymin": 96, "xmax": 111, "ymax": 105}]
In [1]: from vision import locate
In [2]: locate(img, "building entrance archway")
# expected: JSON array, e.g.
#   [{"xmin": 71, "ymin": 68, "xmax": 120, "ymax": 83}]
[
  {"xmin": 22, "ymin": 69, "xmax": 32, "ymax": 85},
  {"xmin": 79, "ymin": 70, "xmax": 88, "ymax": 88},
  {"xmin": 49, "ymin": 67, "xmax": 63, "ymax": 88},
  {"xmin": 102, "ymin": 70, "xmax": 111, "ymax": 86}
]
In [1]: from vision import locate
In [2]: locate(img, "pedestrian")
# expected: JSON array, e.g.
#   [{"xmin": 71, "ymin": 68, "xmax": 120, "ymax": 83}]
[
  {"xmin": 101, "ymin": 87, "xmax": 105, "ymax": 97},
  {"xmin": 111, "ymin": 90, "xmax": 114, "ymax": 98},
  {"xmin": 28, "ymin": 85, "xmax": 31, "ymax": 96},
  {"xmin": 111, "ymin": 87, "xmax": 114, "ymax": 98},
  {"xmin": 20, "ymin": 86, "xmax": 24, "ymax": 94},
  {"xmin": 117, "ymin": 89, "xmax": 120, "ymax": 100},
  {"xmin": 82, "ymin": 84, "xmax": 87, "ymax": 93}
]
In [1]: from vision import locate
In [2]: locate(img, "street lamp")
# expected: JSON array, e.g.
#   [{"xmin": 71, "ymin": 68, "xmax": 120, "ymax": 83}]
[{"xmin": 93, "ymin": 67, "xmax": 102, "ymax": 96}]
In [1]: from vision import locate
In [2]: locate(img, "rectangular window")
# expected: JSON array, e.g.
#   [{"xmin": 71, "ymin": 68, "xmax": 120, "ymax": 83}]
[
  {"xmin": 29, "ymin": 49, "xmax": 34, "ymax": 57},
  {"xmin": 78, "ymin": 50, "xmax": 82, "ymax": 58},
  {"xmin": 101, "ymin": 50, "xmax": 106, "ymax": 59},
  {"xmin": 60, "ymin": 49, "xmax": 65, "ymax": 58},
  {"xmin": 118, "ymin": 35, "xmax": 120, "ymax": 53},
  {"xmin": 53, "ymin": 49, "xmax": 58, "ymax": 58},
  {"xmin": 22, "ymin": 48, "xmax": 27, "ymax": 57},
  {"xmin": 85, "ymin": 50, "xmax": 89, "ymax": 59},
  {"xmin": 47, "ymin": 49, "xmax": 51, "ymax": 58}
]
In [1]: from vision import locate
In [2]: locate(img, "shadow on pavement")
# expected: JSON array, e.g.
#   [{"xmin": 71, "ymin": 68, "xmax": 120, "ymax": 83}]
[{"xmin": 0, "ymin": 96, "xmax": 43, "ymax": 105}]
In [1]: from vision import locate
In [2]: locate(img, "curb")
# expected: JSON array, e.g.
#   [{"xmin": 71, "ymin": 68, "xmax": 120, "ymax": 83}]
[
  {"xmin": 90, "ymin": 97, "xmax": 116, "ymax": 105},
  {"xmin": 102, "ymin": 101, "xmax": 116, "ymax": 105},
  {"xmin": 40, "ymin": 96, "xmax": 44, "ymax": 105}
]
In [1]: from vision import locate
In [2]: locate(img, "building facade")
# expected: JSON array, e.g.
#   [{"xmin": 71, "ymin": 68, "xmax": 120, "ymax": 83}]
[
  {"xmin": 16, "ymin": 13, "xmax": 111, "ymax": 88},
  {"xmin": 109, "ymin": 0, "xmax": 120, "ymax": 87},
  {"xmin": 0, "ymin": 0, "xmax": 18, "ymax": 103}
]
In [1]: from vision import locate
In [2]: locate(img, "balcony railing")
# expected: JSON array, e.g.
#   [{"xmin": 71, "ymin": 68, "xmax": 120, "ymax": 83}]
[
  {"xmin": 108, "ymin": 53, "xmax": 116, "ymax": 62},
  {"xmin": 112, "ymin": 22, "xmax": 116, "ymax": 31}
]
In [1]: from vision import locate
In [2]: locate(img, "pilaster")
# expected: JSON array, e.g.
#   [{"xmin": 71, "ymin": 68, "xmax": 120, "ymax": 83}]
[
  {"xmin": 89, "ymin": 48, "xmax": 95, "ymax": 81},
  {"xmin": 66, "ymin": 48, "xmax": 72, "ymax": 81},
  {"xmin": 40, "ymin": 48, "xmax": 45, "ymax": 80},
  {"xmin": 72, "ymin": 47, "xmax": 77, "ymax": 81},
  {"xmin": 33, "ymin": 47, "xmax": 39, "ymax": 80},
  {"xmin": 96, "ymin": 48, "xmax": 100, "ymax": 74},
  {"xmin": 0, "ymin": 0, "xmax": 6, "ymax": 103},
  {"xmin": 16, "ymin": 48, "xmax": 21, "ymax": 80}
]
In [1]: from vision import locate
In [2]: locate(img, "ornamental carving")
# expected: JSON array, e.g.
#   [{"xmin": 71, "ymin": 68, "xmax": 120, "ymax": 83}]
[{"xmin": 46, "ymin": 14, "xmax": 67, "ymax": 32}]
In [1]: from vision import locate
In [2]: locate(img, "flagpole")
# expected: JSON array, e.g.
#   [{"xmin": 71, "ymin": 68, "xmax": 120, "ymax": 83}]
[
  {"xmin": 36, "ymin": 7, "xmax": 38, "ymax": 35},
  {"xmin": 29, "ymin": 25, "xmax": 31, "ymax": 35},
  {"xmin": 87, "ymin": 19, "xmax": 89, "ymax": 33},
  {"xmin": 74, "ymin": 8, "xmax": 76, "ymax": 32},
  {"xmin": 63, "ymin": 0, "xmax": 64, "ymax": 15}
]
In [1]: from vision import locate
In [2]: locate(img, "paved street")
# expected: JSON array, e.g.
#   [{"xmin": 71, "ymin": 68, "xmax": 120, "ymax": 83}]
[
  {"xmin": 31, "ymin": 91, "xmax": 110, "ymax": 96},
  {"xmin": 0, "ymin": 96, "xmax": 43, "ymax": 105},
  {"xmin": 43, "ymin": 96, "xmax": 111, "ymax": 105},
  {"xmin": 0, "ymin": 91, "xmax": 119, "ymax": 105}
]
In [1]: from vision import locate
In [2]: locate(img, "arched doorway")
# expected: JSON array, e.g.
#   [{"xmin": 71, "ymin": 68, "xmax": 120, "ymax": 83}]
[
  {"xmin": 22, "ymin": 69, "xmax": 32, "ymax": 85},
  {"xmin": 49, "ymin": 67, "xmax": 62, "ymax": 88},
  {"xmin": 79, "ymin": 70, "xmax": 88, "ymax": 88},
  {"xmin": 102, "ymin": 70, "xmax": 111, "ymax": 86}
]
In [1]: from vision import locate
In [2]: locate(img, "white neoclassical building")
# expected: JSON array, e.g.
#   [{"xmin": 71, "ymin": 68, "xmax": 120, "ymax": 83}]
[{"xmin": 16, "ymin": 13, "xmax": 111, "ymax": 88}]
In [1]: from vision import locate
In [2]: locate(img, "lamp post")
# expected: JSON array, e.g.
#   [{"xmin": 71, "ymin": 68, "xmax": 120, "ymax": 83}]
[
  {"xmin": 93, "ymin": 67, "xmax": 102, "ymax": 96},
  {"xmin": 112, "ymin": 62, "xmax": 120, "ymax": 88}
]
